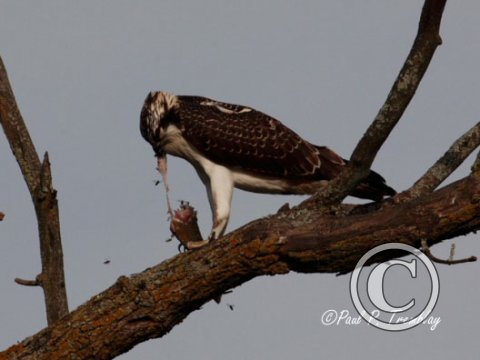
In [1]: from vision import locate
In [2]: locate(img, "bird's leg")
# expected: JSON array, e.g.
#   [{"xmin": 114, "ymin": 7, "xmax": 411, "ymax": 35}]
[
  {"xmin": 157, "ymin": 154, "xmax": 174, "ymax": 218},
  {"xmin": 209, "ymin": 216, "xmax": 229, "ymax": 240},
  {"xmin": 186, "ymin": 166, "xmax": 233, "ymax": 250},
  {"xmin": 206, "ymin": 167, "xmax": 233, "ymax": 243}
]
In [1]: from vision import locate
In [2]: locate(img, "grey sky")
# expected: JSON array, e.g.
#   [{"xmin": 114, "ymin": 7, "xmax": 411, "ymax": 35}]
[{"xmin": 1, "ymin": 1, "xmax": 479, "ymax": 359}]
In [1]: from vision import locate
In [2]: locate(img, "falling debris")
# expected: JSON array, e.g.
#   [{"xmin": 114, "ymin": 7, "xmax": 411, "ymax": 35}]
[{"xmin": 213, "ymin": 289, "xmax": 233, "ymax": 304}]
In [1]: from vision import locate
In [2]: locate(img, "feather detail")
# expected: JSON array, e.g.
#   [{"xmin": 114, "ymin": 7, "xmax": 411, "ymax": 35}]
[{"xmin": 174, "ymin": 95, "xmax": 325, "ymax": 179}]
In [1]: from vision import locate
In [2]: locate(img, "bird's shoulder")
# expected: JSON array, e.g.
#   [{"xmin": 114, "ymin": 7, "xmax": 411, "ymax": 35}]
[
  {"xmin": 166, "ymin": 95, "xmax": 326, "ymax": 179},
  {"xmin": 177, "ymin": 95, "xmax": 254, "ymax": 113}
]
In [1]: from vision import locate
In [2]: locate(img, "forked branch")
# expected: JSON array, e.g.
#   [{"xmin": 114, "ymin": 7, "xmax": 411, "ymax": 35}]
[
  {"xmin": 0, "ymin": 57, "xmax": 69, "ymax": 325},
  {"xmin": 2, "ymin": 1, "xmax": 478, "ymax": 360}
]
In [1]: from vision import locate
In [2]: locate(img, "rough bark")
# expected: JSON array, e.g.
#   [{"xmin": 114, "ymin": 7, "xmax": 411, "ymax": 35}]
[
  {"xmin": 0, "ymin": 58, "xmax": 69, "ymax": 324},
  {"xmin": 407, "ymin": 121, "xmax": 480, "ymax": 198},
  {"xmin": 1, "ymin": 173, "xmax": 479, "ymax": 360},
  {"xmin": 2, "ymin": 0, "xmax": 478, "ymax": 359}
]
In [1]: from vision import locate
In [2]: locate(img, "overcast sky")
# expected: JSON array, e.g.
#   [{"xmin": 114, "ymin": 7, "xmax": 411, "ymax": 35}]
[{"xmin": 1, "ymin": 1, "xmax": 479, "ymax": 359}]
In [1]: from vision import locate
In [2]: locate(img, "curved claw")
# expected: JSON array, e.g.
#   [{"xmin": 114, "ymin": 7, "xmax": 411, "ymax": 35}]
[{"xmin": 177, "ymin": 243, "xmax": 187, "ymax": 253}]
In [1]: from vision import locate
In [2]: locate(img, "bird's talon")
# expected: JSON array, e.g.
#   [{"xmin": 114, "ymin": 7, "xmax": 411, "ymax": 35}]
[
  {"xmin": 186, "ymin": 240, "xmax": 210, "ymax": 250},
  {"xmin": 177, "ymin": 243, "xmax": 187, "ymax": 253}
]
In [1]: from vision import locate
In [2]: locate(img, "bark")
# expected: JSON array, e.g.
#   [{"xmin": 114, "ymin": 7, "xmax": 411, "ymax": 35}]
[
  {"xmin": 0, "ymin": 58, "xmax": 69, "ymax": 324},
  {"xmin": 2, "ymin": 0, "xmax": 478, "ymax": 359},
  {"xmin": 1, "ymin": 173, "xmax": 479, "ymax": 360},
  {"xmin": 407, "ymin": 121, "xmax": 480, "ymax": 198}
]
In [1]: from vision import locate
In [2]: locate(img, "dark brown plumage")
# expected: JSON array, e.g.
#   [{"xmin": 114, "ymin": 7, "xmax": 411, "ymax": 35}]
[{"xmin": 140, "ymin": 92, "xmax": 396, "ymax": 243}]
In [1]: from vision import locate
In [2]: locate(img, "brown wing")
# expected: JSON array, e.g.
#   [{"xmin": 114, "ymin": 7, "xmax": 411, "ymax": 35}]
[{"xmin": 172, "ymin": 96, "xmax": 326, "ymax": 179}]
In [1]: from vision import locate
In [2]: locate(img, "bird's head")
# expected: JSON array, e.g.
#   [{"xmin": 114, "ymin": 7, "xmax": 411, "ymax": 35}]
[{"xmin": 140, "ymin": 91, "xmax": 178, "ymax": 156}]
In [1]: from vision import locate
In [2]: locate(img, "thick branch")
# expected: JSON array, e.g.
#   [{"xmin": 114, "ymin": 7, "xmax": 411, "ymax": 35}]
[
  {"xmin": 310, "ymin": 0, "xmax": 447, "ymax": 206},
  {"xmin": 0, "ymin": 57, "xmax": 68, "ymax": 324},
  {"xmin": 1, "ymin": 173, "xmax": 479, "ymax": 360},
  {"xmin": 0, "ymin": 2, "xmax": 469, "ymax": 359},
  {"xmin": 36, "ymin": 153, "xmax": 69, "ymax": 322}
]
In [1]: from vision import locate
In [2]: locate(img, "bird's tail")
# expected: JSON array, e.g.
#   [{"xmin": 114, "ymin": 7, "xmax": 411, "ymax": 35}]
[
  {"xmin": 314, "ymin": 146, "xmax": 396, "ymax": 201},
  {"xmin": 350, "ymin": 169, "xmax": 396, "ymax": 201}
]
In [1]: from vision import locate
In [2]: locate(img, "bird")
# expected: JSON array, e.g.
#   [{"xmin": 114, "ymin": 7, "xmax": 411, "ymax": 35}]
[{"xmin": 140, "ymin": 91, "xmax": 395, "ymax": 248}]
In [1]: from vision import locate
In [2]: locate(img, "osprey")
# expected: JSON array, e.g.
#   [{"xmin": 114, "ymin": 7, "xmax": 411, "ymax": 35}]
[{"xmin": 140, "ymin": 92, "xmax": 395, "ymax": 248}]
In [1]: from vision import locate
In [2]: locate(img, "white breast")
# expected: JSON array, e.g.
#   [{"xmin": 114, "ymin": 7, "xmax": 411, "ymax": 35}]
[
  {"xmin": 231, "ymin": 170, "xmax": 292, "ymax": 194},
  {"xmin": 161, "ymin": 124, "xmax": 217, "ymax": 180}
]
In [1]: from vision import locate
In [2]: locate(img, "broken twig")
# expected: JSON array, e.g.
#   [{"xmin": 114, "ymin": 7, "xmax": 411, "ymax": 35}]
[
  {"xmin": 421, "ymin": 239, "xmax": 477, "ymax": 265},
  {"xmin": 14, "ymin": 277, "xmax": 41, "ymax": 287}
]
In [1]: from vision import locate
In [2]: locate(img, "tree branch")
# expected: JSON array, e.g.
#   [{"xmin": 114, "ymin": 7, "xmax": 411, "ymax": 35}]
[
  {"xmin": 14, "ymin": 277, "xmax": 41, "ymax": 287},
  {"xmin": 2, "ymin": 2, "xmax": 476, "ymax": 359},
  {"xmin": 421, "ymin": 239, "xmax": 477, "ymax": 265},
  {"xmin": 0, "ymin": 57, "xmax": 69, "ymax": 325},
  {"xmin": 472, "ymin": 150, "xmax": 480, "ymax": 174},
  {"xmin": 404, "ymin": 121, "xmax": 480, "ymax": 198},
  {"xmin": 351, "ymin": 0, "xmax": 446, "ymax": 167},
  {"xmin": 309, "ymin": 0, "xmax": 447, "ymax": 206},
  {"xmin": 1, "ymin": 173, "xmax": 479, "ymax": 359}
]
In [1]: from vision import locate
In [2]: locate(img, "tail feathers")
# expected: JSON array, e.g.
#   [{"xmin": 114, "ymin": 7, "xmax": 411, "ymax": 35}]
[
  {"xmin": 351, "ymin": 169, "xmax": 396, "ymax": 201},
  {"xmin": 313, "ymin": 145, "xmax": 396, "ymax": 201}
]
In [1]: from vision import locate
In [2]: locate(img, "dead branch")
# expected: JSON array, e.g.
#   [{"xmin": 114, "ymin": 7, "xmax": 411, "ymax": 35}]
[
  {"xmin": 406, "ymin": 121, "xmax": 480, "ymax": 198},
  {"xmin": 421, "ymin": 239, "xmax": 477, "ymax": 265},
  {"xmin": 2, "ymin": 1, "xmax": 478, "ymax": 359},
  {"xmin": 1, "ymin": 173, "xmax": 479, "ymax": 360},
  {"xmin": 14, "ymin": 277, "xmax": 41, "ymax": 287},
  {"xmin": 0, "ymin": 57, "xmax": 69, "ymax": 325},
  {"xmin": 309, "ymin": 0, "xmax": 447, "ymax": 207}
]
